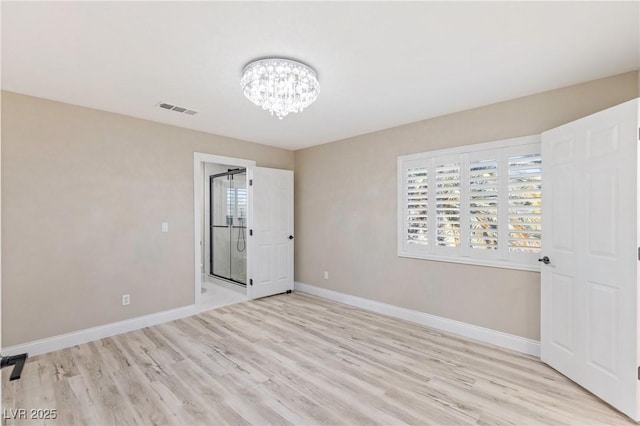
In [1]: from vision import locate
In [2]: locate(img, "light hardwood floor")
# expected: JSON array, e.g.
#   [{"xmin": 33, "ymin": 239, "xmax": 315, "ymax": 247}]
[{"xmin": 2, "ymin": 292, "xmax": 635, "ymax": 425}]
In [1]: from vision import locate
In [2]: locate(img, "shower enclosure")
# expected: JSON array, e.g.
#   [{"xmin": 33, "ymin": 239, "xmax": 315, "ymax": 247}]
[{"xmin": 210, "ymin": 168, "xmax": 247, "ymax": 286}]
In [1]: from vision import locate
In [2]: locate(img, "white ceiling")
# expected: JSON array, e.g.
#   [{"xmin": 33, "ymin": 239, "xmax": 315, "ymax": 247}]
[{"xmin": 2, "ymin": 2, "xmax": 639, "ymax": 150}]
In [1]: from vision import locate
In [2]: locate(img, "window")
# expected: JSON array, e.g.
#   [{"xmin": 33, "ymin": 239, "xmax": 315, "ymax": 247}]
[
  {"xmin": 227, "ymin": 187, "xmax": 248, "ymax": 218},
  {"xmin": 398, "ymin": 135, "xmax": 541, "ymax": 271}
]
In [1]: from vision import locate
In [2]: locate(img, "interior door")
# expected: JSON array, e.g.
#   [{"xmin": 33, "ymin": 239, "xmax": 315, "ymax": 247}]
[
  {"xmin": 249, "ymin": 167, "xmax": 294, "ymax": 299},
  {"xmin": 540, "ymin": 98, "xmax": 639, "ymax": 420}
]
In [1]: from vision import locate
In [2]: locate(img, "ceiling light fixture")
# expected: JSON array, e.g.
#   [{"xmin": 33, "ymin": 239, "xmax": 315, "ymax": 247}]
[{"xmin": 241, "ymin": 58, "xmax": 320, "ymax": 120}]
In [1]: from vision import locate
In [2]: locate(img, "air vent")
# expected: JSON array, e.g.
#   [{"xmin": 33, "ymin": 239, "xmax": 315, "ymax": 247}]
[{"xmin": 157, "ymin": 102, "xmax": 198, "ymax": 115}]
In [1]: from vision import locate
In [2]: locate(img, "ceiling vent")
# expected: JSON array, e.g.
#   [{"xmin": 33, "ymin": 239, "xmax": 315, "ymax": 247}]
[{"xmin": 157, "ymin": 102, "xmax": 198, "ymax": 116}]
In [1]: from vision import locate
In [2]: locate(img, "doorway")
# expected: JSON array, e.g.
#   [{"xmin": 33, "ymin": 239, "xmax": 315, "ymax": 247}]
[
  {"xmin": 193, "ymin": 153, "xmax": 295, "ymax": 312},
  {"xmin": 194, "ymin": 154, "xmax": 254, "ymax": 312}
]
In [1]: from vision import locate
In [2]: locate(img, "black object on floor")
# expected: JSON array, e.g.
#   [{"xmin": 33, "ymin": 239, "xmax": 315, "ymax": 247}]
[{"xmin": 1, "ymin": 353, "xmax": 28, "ymax": 381}]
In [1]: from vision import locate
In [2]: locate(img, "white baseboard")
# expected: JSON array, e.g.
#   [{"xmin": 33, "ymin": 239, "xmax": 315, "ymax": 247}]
[
  {"xmin": 294, "ymin": 282, "xmax": 540, "ymax": 357},
  {"xmin": 2, "ymin": 304, "xmax": 198, "ymax": 357}
]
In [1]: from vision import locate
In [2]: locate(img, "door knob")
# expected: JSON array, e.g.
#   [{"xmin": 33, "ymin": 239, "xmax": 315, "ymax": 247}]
[
  {"xmin": 288, "ymin": 235, "xmax": 294, "ymax": 240},
  {"xmin": 538, "ymin": 256, "xmax": 550, "ymax": 265}
]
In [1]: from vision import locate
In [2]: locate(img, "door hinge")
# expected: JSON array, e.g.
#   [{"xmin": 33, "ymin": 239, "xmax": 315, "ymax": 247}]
[
  {"xmin": 637, "ymin": 366, "xmax": 639, "ymax": 380},
  {"xmin": 249, "ymin": 179, "xmax": 253, "ymax": 186},
  {"xmin": 638, "ymin": 247, "xmax": 640, "ymax": 261},
  {"xmin": 249, "ymin": 229, "xmax": 253, "ymax": 236},
  {"xmin": 249, "ymin": 279, "xmax": 253, "ymax": 286}
]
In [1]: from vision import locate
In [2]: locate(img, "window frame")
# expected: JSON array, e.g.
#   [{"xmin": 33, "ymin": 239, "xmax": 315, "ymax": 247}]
[{"xmin": 397, "ymin": 135, "xmax": 541, "ymax": 272}]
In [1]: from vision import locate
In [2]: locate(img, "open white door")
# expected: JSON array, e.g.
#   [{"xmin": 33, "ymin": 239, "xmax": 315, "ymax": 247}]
[
  {"xmin": 541, "ymin": 99, "xmax": 639, "ymax": 420},
  {"xmin": 248, "ymin": 167, "xmax": 294, "ymax": 299}
]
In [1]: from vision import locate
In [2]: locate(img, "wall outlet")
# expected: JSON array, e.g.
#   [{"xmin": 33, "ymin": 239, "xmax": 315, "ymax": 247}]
[
  {"xmin": 122, "ymin": 294, "xmax": 130, "ymax": 306},
  {"xmin": 161, "ymin": 222, "xmax": 169, "ymax": 233},
  {"xmin": 323, "ymin": 271, "xmax": 329, "ymax": 280}
]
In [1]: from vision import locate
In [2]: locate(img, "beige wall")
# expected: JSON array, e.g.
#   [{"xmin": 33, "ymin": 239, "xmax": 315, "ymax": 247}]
[
  {"xmin": 1, "ymin": 91, "xmax": 294, "ymax": 346},
  {"xmin": 3, "ymin": 71, "xmax": 638, "ymax": 347},
  {"xmin": 294, "ymin": 71, "xmax": 639, "ymax": 341}
]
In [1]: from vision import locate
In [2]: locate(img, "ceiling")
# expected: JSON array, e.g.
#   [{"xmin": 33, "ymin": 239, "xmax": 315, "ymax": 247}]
[{"xmin": 2, "ymin": 2, "xmax": 639, "ymax": 150}]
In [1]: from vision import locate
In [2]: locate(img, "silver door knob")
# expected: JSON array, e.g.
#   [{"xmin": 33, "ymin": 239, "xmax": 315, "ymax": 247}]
[{"xmin": 538, "ymin": 256, "xmax": 550, "ymax": 265}]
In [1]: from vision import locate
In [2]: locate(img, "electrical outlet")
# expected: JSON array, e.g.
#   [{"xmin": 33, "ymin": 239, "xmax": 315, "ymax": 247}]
[
  {"xmin": 161, "ymin": 222, "xmax": 169, "ymax": 233},
  {"xmin": 323, "ymin": 271, "xmax": 329, "ymax": 280},
  {"xmin": 122, "ymin": 294, "xmax": 130, "ymax": 306}
]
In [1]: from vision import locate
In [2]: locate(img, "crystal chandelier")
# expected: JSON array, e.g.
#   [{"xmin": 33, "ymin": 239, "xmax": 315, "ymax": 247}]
[{"xmin": 241, "ymin": 58, "xmax": 320, "ymax": 119}]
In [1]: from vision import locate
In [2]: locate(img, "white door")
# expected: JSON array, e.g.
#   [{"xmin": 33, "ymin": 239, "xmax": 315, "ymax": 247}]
[
  {"xmin": 249, "ymin": 167, "xmax": 294, "ymax": 299},
  {"xmin": 540, "ymin": 99, "xmax": 639, "ymax": 420}
]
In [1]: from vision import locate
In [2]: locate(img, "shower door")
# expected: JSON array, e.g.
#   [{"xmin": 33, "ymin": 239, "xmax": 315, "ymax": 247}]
[{"xmin": 210, "ymin": 169, "xmax": 247, "ymax": 285}]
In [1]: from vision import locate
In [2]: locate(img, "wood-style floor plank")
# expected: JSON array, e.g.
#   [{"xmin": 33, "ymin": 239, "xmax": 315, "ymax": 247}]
[{"xmin": 2, "ymin": 292, "xmax": 635, "ymax": 425}]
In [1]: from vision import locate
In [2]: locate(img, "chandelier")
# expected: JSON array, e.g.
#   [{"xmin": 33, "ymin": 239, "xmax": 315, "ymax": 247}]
[{"xmin": 241, "ymin": 58, "xmax": 320, "ymax": 119}]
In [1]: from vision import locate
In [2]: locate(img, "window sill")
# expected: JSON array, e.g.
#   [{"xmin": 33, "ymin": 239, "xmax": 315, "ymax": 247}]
[{"xmin": 397, "ymin": 251, "xmax": 541, "ymax": 272}]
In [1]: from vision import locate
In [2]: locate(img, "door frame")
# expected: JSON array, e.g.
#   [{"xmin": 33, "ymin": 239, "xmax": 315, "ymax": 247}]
[{"xmin": 193, "ymin": 152, "xmax": 255, "ymax": 311}]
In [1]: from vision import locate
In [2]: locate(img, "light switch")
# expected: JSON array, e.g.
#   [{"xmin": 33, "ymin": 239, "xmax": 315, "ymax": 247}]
[{"xmin": 162, "ymin": 222, "xmax": 169, "ymax": 233}]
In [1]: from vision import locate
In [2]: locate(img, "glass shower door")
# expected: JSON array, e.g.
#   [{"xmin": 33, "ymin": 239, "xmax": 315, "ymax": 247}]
[
  {"xmin": 210, "ymin": 169, "xmax": 247, "ymax": 285},
  {"xmin": 230, "ymin": 175, "xmax": 247, "ymax": 284},
  {"xmin": 211, "ymin": 174, "xmax": 231, "ymax": 280}
]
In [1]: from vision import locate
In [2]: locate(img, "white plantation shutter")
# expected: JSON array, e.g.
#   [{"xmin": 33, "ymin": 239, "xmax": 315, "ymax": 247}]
[
  {"xmin": 506, "ymin": 145, "xmax": 542, "ymax": 264},
  {"xmin": 405, "ymin": 160, "xmax": 430, "ymax": 249},
  {"xmin": 398, "ymin": 136, "xmax": 541, "ymax": 270},
  {"xmin": 468, "ymin": 152, "xmax": 500, "ymax": 258},
  {"xmin": 227, "ymin": 187, "xmax": 248, "ymax": 218},
  {"xmin": 435, "ymin": 158, "xmax": 462, "ymax": 249}
]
